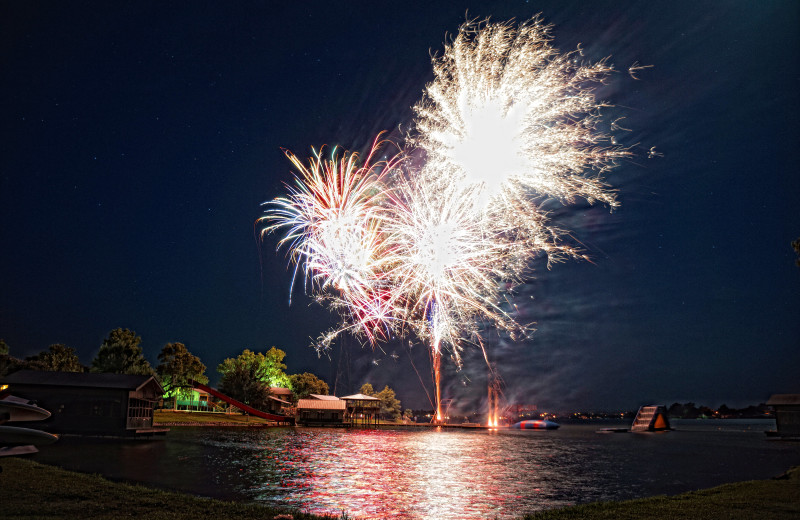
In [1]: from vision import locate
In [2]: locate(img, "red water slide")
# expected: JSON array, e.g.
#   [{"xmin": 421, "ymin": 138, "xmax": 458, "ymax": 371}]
[{"xmin": 189, "ymin": 380, "xmax": 294, "ymax": 425}]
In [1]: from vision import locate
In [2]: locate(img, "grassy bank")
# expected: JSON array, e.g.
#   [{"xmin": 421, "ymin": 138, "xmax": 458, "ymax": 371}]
[
  {"xmin": 0, "ymin": 456, "xmax": 797, "ymax": 519},
  {"xmin": 0, "ymin": 457, "xmax": 339, "ymax": 520},
  {"xmin": 153, "ymin": 410, "xmax": 275, "ymax": 426},
  {"xmin": 525, "ymin": 465, "xmax": 800, "ymax": 520}
]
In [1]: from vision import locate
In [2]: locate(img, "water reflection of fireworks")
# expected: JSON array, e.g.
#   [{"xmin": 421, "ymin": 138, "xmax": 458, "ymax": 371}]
[{"xmin": 262, "ymin": 17, "xmax": 631, "ymax": 424}]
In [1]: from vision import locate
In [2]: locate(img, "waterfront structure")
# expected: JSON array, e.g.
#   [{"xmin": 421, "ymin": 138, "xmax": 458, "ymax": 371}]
[
  {"xmin": 296, "ymin": 397, "xmax": 347, "ymax": 425},
  {"xmin": 1, "ymin": 370, "xmax": 167, "ymax": 437},
  {"xmin": 341, "ymin": 393, "xmax": 381, "ymax": 427},
  {"xmin": 630, "ymin": 405, "xmax": 671, "ymax": 432},
  {"xmin": 295, "ymin": 393, "xmax": 382, "ymax": 426},
  {"xmin": 767, "ymin": 394, "xmax": 800, "ymax": 438}
]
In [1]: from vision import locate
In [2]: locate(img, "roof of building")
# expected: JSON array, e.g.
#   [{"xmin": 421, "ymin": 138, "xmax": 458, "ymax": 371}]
[
  {"xmin": 341, "ymin": 393, "xmax": 380, "ymax": 401},
  {"xmin": 297, "ymin": 398, "xmax": 347, "ymax": 411},
  {"xmin": 269, "ymin": 387, "xmax": 293, "ymax": 395},
  {"xmin": 2, "ymin": 370, "xmax": 163, "ymax": 394},
  {"xmin": 309, "ymin": 394, "xmax": 340, "ymax": 400},
  {"xmin": 767, "ymin": 394, "xmax": 800, "ymax": 405}
]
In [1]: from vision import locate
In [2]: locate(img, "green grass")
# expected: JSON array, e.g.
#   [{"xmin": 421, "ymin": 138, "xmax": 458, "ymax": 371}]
[
  {"xmin": 0, "ymin": 457, "xmax": 342, "ymax": 520},
  {"xmin": 1, "ymin": 456, "xmax": 798, "ymax": 520},
  {"xmin": 153, "ymin": 410, "xmax": 275, "ymax": 425},
  {"xmin": 523, "ymin": 465, "xmax": 800, "ymax": 520}
]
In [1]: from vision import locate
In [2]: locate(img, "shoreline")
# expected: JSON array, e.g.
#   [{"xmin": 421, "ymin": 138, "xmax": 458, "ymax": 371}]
[{"xmin": 1, "ymin": 456, "xmax": 797, "ymax": 519}]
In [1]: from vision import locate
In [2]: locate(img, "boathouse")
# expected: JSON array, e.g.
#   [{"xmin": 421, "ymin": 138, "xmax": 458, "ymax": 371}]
[
  {"xmin": 296, "ymin": 397, "xmax": 346, "ymax": 425},
  {"xmin": 1, "ymin": 370, "xmax": 167, "ymax": 437},
  {"xmin": 341, "ymin": 393, "xmax": 381, "ymax": 427},
  {"xmin": 767, "ymin": 394, "xmax": 800, "ymax": 438}
]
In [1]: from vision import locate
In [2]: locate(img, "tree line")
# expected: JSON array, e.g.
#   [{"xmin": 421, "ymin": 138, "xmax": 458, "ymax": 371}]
[{"xmin": 0, "ymin": 328, "xmax": 403, "ymax": 420}]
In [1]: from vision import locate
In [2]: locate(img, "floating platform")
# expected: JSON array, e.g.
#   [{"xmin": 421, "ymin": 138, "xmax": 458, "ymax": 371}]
[{"xmin": 512, "ymin": 419, "xmax": 560, "ymax": 430}]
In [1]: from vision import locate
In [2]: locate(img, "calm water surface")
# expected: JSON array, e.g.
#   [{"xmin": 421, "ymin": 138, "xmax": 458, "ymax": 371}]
[{"xmin": 34, "ymin": 420, "xmax": 799, "ymax": 520}]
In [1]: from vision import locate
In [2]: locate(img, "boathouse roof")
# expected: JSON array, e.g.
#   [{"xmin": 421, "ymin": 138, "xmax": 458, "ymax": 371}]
[
  {"xmin": 297, "ymin": 398, "xmax": 347, "ymax": 410},
  {"xmin": 340, "ymin": 393, "xmax": 379, "ymax": 401},
  {"xmin": 309, "ymin": 394, "xmax": 340, "ymax": 400},
  {"xmin": 767, "ymin": 394, "xmax": 800, "ymax": 406},
  {"xmin": 2, "ymin": 370, "xmax": 163, "ymax": 395}
]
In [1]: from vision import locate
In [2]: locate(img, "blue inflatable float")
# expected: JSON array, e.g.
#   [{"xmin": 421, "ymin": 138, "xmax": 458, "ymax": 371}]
[{"xmin": 511, "ymin": 419, "xmax": 560, "ymax": 430}]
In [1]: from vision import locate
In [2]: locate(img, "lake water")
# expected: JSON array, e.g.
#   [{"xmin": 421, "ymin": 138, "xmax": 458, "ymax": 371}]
[{"xmin": 33, "ymin": 420, "xmax": 800, "ymax": 520}]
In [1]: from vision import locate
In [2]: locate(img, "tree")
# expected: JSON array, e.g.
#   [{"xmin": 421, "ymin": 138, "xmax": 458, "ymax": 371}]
[
  {"xmin": 26, "ymin": 344, "xmax": 85, "ymax": 372},
  {"xmin": 217, "ymin": 348, "xmax": 291, "ymax": 410},
  {"xmin": 359, "ymin": 383, "xmax": 375, "ymax": 396},
  {"xmin": 0, "ymin": 339, "xmax": 23, "ymax": 377},
  {"xmin": 376, "ymin": 385, "xmax": 402, "ymax": 421},
  {"xmin": 793, "ymin": 237, "xmax": 800, "ymax": 267},
  {"xmin": 359, "ymin": 382, "xmax": 401, "ymax": 421},
  {"xmin": 157, "ymin": 342, "xmax": 208, "ymax": 409},
  {"xmin": 289, "ymin": 372, "xmax": 329, "ymax": 400},
  {"xmin": 91, "ymin": 328, "xmax": 153, "ymax": 375},
  {"xmin": 262, "ymin": 347, "xmax": 292, "ymax": 388}
]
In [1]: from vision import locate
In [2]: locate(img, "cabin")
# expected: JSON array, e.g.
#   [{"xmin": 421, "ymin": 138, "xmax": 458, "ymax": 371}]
[
  {"xmin": 269, "ymin": 387, "xmax": 293, "ymax": 401},
  {"xmin": 171, "ymin": 387, "xmax": 215, "ymax": 411},
  {"xmin": 265, "ymin": 395, "xmax": 292, "ymax": 415},
  {"xmin": 1, "ymin": 370, "xmax": 168, "ymax": 437},
  {"xmin": 766, "ymin": 394, "xmax": 800, "ymax": 438},
  {"xmin": 265, "ymin": 387, "xmax": 294, "ymax": 415},
  {"xmin": 296, "ymin": 397, "xmax": 347, "ymax": 425}
]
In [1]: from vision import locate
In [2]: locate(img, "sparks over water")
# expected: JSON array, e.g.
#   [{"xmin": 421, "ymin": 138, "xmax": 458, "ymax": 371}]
[{"xmin": 262, "ymin": 17, "xmax": 631, "ymax": 424}]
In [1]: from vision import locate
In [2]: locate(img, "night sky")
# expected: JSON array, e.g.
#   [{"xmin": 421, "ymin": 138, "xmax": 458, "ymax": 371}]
[{"xmin": 2, "ymin": 1, "xmax": 798, "ymax": 413}]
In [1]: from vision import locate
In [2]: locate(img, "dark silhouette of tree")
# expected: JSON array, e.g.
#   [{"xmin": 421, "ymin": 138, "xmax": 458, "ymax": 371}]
[
  {"xmin": 26, "ymin": 344, "xmax": 85, "ymax": 372},
  {"xmin": 793, "ymin": 237, "xmax": 800, "ymax": 267},
  {"xmin": 91, "ymin": 328, "xmax": 153, "ymax": 375},
  {"xmin": 0, "ymin": 339, "xmax": 24, "ymax": 377},
  {"xmin": 289, "ymin": 372, "xmax": 329, "ymax": 400},
  {"xmin": 157, "ymin": 342, "xmax": 207, "ymax": 409}
]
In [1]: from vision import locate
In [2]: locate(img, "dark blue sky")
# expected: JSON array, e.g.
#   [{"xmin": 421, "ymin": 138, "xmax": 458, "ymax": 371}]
[{"xmin": 2, "ymin": 1, "xmax": 798, "ymax": 412}]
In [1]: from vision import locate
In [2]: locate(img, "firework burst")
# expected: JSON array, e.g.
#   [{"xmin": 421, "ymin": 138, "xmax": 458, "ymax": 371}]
[
  {"xmin": 411, "ymin": 16, "xmax": 628, "ymax": 218},
  {"xmin": 261, "ymin": 136, "xmax": 403, "ymax": 346},
  {"xmin": 263, "ymin": 16, "xmax": 631, "ymax": 424}
]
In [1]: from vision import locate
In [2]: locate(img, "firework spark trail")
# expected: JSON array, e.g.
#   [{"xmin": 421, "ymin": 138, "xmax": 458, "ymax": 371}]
[{"xmin": 263, "ymin": 16, "xmax": 629, "ymax": 424}]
